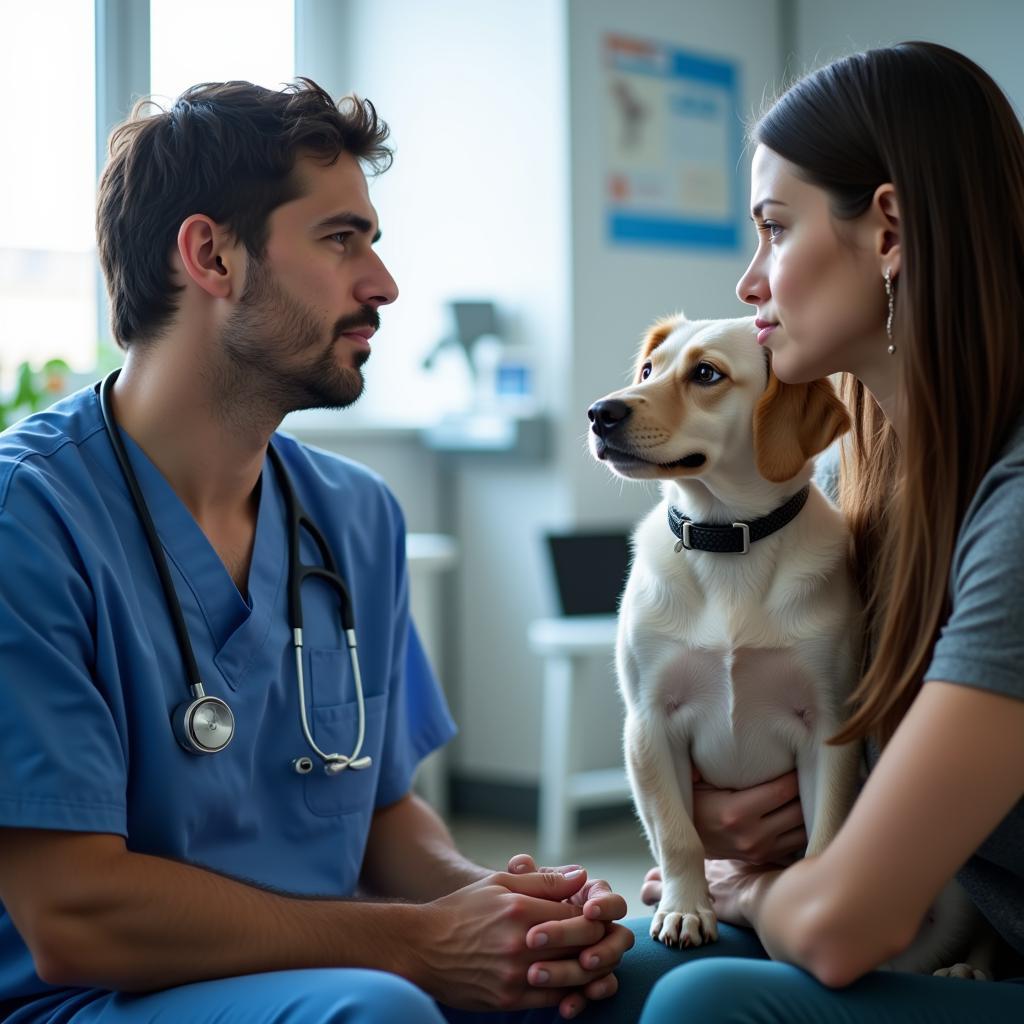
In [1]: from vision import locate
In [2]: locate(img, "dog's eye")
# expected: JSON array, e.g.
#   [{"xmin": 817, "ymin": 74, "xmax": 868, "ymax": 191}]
[
  {"xmin": 640, "ymin": 362, "xmax": 653, "ymax": 381},
  {"xmin": 692, "ymin": 362, "xmax": 724, "ymax": 386}
]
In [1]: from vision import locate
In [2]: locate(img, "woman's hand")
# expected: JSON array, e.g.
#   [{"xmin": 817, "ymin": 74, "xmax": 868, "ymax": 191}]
[
  {"xmin": 640, "ymin": 865, "xmax": 663, "ymax": 906},
  {"xmin": 641, "ymin": 860, "xmax": 782, "ymax": 928},
  {"xmin": 692, "ymin": 767, "xmax": 806, "ymax": 865},
  {"xmin": 704, "ymin": 859, "xmax": 782, "ymax": 928},
  {"xmin": 507, "ymin": 853, "xmax": 634, "ymax": 1020}
]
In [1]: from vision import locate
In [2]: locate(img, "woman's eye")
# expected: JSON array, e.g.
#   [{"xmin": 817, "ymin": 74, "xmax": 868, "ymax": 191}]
[
  {"xmin": 759, "ymin": 220, "xmax": 784, "ymax": 242},
  {"xmin": 640, "ymin": 363, "xmax": 653, "ymax": 381},
  {"xmin": 692, "ymin": 362, "xmax": 724, "ymax": 385}
]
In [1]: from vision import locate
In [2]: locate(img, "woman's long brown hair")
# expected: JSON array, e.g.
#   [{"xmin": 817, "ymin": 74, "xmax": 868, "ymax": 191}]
[{"xmin": 755, "ymin": 42, "xmax": 1024, "ymax": 746}]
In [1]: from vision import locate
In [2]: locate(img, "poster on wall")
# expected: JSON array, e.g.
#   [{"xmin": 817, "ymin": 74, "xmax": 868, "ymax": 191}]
[{"xmin": 604, "ymin": 34, "xmax": 742, "ymax": 251}]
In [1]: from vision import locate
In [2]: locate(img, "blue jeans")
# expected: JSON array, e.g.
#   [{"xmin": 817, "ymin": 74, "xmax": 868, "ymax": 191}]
[{"xmin": 629, "ymin": 924, "xmax": 1024, "ymax": 1024}]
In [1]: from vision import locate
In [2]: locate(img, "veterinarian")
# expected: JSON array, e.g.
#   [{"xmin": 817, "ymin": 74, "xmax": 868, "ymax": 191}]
[
  {"xmin": 635, "ymin": 41, "xmax": 1024, "ymax": 1022},
  {"xmin": 0, "ymin": 79, "xmax": 660, "ymax": 1024}
]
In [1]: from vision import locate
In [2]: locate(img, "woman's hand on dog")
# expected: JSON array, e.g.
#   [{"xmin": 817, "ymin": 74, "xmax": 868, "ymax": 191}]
[
  {"xmin": 692, "ymin": 767, "xmax": 807, "ymax": 865},
  {"xmin": 641, "ymin": 768, "xmax": 805, "ymax": 908},
  {"xmin": 705, "ymin": 859, "xmax": 784, "ymax": 928},
  {"xmin": 506, "ymin": 853, "xmax": 634, "ymax": 1020},
  {"xmin": 640, "ymin": 859, "xmax": 783, "ymax": 926}
]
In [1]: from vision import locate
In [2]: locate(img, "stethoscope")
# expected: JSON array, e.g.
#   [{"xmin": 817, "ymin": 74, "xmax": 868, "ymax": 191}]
[{"xmin": 98, "ymin": 370, "xmax": 371, "ymax": 776}]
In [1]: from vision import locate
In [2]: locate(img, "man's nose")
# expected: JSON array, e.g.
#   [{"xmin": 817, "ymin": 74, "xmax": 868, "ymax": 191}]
[
  {"xmin": 588, "ymin": 398, "xmax": 631, "ymax": 439},
  {"xmin": 356, "ymin": 251, "xmax": 399, "ymax": 307}
]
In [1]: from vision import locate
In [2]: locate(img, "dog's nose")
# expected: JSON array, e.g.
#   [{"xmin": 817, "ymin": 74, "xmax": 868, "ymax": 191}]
[{"xmin": 588, "ymin": 399, "xmax": 632, "ymax": 438}]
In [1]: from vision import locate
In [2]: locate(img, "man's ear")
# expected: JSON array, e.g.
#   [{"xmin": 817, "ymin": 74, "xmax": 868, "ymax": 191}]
[
  {"xmin": 873, "ymin": 182, "xmax": 901, "ymax": 278},
  {"xmin": 753, "ymin": 372, "xmax": 851, "ymax": 483},
  {"xmin": 175, "ymin": 215, "xmax": 242, "ymax": 299}
]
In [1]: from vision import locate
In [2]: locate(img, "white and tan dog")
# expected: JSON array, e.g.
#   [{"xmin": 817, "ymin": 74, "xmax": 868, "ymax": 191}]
[
  {"xmin": 588, "ymin": 313, "xmax": 860, "ymax": 948},
  {"xmin": 588, "ymin": 314, "xmax": 993, "ymax": 977}
]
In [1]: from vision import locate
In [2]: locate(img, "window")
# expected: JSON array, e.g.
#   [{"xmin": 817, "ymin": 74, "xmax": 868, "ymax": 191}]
[
  {"xmin": 0, "ymin": 0, "xmax": 295, "ymax": 402},
  {"xmin": 150, "ymin": 0, "xmax": 295, "ymax": 105},
  {"xmin": 0, "ymin": 1, "xmax": 97, "ymax": 394}
]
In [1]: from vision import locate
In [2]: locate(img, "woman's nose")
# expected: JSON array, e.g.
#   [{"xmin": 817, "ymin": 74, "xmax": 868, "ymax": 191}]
[{"xmin": 736, "ymin": 256, "xmax": 767, "ymax": 307}]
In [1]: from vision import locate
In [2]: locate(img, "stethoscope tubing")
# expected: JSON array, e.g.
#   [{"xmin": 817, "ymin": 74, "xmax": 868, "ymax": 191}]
[
  {"xmin": 99, "ymin": 370, "xmax": 208, "ymax": 703},
  {"xmin": 97, "ymin": 369, "xmax": 370, "ymax": 774}
]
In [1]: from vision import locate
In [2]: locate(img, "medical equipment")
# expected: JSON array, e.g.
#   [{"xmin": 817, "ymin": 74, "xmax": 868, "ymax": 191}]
[{"xmin": 98, "ymin": 370, "xmax": 371, "ymax": 776}]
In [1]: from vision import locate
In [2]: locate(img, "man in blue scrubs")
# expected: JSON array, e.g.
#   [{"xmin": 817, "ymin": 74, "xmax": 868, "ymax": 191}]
[{"xmin": 0, "ymin": 79, "xmax": 642, "ymax": 1022}]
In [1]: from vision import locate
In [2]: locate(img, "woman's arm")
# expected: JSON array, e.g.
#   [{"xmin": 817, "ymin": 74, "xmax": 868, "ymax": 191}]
[{"xmin": 744, "ymin": 681, "xmax": 1024, "ymax": 987}]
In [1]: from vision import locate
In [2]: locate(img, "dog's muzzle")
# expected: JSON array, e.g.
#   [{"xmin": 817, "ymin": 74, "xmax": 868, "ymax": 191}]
[{"xmin": 588, "ymin": 398, "xmax": 631, "ymax": 439}]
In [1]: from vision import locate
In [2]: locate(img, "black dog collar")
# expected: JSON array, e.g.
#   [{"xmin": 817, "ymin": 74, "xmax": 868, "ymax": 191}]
[{"xmin": 667, "ymin": 485, "xmax": 810, "ymax": 555}]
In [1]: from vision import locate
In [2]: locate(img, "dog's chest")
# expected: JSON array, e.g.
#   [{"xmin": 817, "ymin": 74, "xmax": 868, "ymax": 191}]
[{"xmin": 651, "ymin": 643, "xmax": 821, "ymax": 787}]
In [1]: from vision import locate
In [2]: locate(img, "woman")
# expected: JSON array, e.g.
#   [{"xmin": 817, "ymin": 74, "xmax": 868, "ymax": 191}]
[{"xmin": 635, "ymin": 40, "xmax": 1024, "ymax": 1022}]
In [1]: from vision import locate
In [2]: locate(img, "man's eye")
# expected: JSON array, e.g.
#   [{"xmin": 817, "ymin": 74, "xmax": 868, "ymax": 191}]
[
  {"xmin": 640, "ymin": 363, "xmax": 653, "ymax": 381},
  {"xmin": 328, "ymin": 231, "xmax": 353, "ymax": 246},
  {"xmin": 692, "ymin": 362, "xmax": 724, "ymax": 385}
]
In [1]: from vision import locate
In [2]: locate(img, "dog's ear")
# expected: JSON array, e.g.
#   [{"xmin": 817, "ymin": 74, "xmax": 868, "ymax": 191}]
[
  {"xmin": 753, "ymin": 372, "xmax": 851, "ymax": 483},
  {"xmin": 634, "ymin": 313, "xmax": 683, "ymax": 380}
]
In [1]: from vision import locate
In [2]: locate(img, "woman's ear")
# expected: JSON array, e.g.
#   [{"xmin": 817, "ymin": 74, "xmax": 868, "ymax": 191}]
[
  {"xmin": 753, "ymin": 373, "xmax": 851, "ymax": 483},
  {"xmin": 873, "ymin": 182, "xmax": 901, "ymax": 277}
]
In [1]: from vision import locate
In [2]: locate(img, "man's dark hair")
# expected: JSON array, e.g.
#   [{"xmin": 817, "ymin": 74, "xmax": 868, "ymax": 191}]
[{"xmin": 96, "ymin": 78, "xmax": 392, "ymax": 348}]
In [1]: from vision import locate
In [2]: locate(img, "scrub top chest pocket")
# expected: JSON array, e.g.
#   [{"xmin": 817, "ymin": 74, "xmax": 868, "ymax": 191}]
[{"xmin": 304, "ymin": 647, "xmax": 387, "ymax": 817}]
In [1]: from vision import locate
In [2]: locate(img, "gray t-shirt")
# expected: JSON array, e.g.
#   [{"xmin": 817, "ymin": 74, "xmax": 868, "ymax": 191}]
[{"xmin": 816, "ymin": 425, "xmax": 1024, "ymax": 954}]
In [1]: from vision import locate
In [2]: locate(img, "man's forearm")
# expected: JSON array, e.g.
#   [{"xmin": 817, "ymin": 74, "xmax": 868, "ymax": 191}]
[
  {"xmin": 359, "ymin": 793, "xmax": 490, "ymax": 901},
  {"xmin": 19, "ymin": 836, "xmax": 423, "ymax": 993}
]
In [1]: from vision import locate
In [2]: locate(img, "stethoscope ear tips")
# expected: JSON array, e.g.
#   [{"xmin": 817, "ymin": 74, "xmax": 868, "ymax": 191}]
[
  {"xmin": 292, "ymin": 754, "xmax": 372, "ymax": 775},
  {"xmin": 321, "ymin": 754, "xmax": 373, "ymax": 775}
]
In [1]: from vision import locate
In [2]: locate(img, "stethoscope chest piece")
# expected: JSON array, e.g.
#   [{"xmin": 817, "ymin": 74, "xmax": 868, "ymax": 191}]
[{"xmin": 173, "ymin": 695, "xmax": 236, "ymax": 754}]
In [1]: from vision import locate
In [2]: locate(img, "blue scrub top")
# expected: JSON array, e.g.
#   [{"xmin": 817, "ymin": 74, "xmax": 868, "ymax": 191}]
[{"xmin": 0, "ymin": 386, "xmax": 457, "ymax": 1009}]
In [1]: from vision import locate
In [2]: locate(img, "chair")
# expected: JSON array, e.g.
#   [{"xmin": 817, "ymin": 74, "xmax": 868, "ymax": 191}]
[{"xmin": 529, "ymin": 531, "xmax": 633, "ymax": 860}]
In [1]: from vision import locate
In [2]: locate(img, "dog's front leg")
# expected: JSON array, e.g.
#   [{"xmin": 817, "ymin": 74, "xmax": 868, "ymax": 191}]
[
  {"xmin": 798, "ymin": 733, "xmax": 862, "ymax": 857},
  {"xmin": 624, "ymin": 710, "xmax": 717, "ymax": 947}
]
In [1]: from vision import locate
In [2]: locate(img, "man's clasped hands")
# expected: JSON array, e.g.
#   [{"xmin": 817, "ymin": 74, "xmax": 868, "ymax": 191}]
[
  {"xmin": 425, "ymin": 853, "xmax": 633, "ymax": 1021},
  {"xmin": 431, "ymin": 767, "xmax": 805, "ymax": 1019}
]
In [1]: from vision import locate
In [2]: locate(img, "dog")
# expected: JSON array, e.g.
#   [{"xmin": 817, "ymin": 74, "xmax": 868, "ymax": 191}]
[{"xmin": 587, "ymin": 313, "xmax": 997, "ymax": 978}]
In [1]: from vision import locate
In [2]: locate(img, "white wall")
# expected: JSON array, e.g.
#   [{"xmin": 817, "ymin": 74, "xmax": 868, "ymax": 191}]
[
  {"xmin": 345, "ymin": 0, "xmax": 570, "ymax": 427},
  {"xmin": 337, "ymin": 0, "xmax": 573, "ymax": 782},
  {"xmin": 794, "ymin": 0, "xmax": 1024, "ymax": 114},
  {"xmin": 566, "ymin": 0, "xmax": 782, "ymax": 528}
]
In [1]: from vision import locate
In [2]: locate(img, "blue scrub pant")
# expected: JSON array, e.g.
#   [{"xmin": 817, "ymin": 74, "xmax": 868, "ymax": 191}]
[{"xmin": 9, "ymin": 920, "xmax": 1024, "ymax": 1023}]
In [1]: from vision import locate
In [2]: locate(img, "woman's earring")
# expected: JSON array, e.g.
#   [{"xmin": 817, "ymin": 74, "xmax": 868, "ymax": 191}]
[{"xmin": 884, "ymin": 268, "xmax": 896, "ymax": 355}]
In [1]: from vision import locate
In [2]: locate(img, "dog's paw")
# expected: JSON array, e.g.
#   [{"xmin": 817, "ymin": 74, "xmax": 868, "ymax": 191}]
[
  {"xmin": 933, "ymin": 962, "xmax": 991, "ymax": 981},
  {"xmin": 650, "ymin": 904, "xmax": 718, "ymax": 948}
]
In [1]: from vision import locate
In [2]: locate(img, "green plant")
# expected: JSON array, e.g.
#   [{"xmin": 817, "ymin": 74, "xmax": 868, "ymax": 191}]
[{"xmin": 0, "ymin": 359, "xmax": 72, "ymax": 430}]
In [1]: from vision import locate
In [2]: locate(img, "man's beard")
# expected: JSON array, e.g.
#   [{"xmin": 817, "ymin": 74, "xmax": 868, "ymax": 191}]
[{"xmin": 215, "ymin": 257, "xmax": 378, "ymax": 422}]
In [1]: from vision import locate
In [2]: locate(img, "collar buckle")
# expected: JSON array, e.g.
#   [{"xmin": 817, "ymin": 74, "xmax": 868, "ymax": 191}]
[
  {"xmin": 673, "ymin": 521, "xmax": 694, "ymax": 553},
  {"xmin": 732, "ymin": 521, "xmax": 750, "ymax": 555}
]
